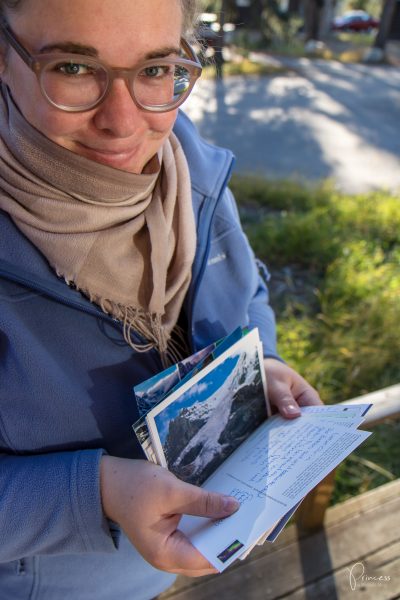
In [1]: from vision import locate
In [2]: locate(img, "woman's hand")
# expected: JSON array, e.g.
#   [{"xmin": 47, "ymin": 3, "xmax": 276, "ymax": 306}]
[
  {"xmin": 100, "ymin": 456, "xmax": 239, "ymax": 577},
  {"xmin": 264, "ymin": 358, "xmax": 322, "ymax": 419}
]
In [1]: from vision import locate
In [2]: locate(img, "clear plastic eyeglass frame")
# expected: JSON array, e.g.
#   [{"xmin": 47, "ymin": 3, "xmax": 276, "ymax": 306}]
[{"xmin": 0, "ymin": 22, "xmax": 202, "ymax": 113}]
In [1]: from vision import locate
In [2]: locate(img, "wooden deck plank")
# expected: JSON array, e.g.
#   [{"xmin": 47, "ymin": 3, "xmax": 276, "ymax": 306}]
[
  {"xmin": 159, "ymin": 480, "xmax": 400, "ymax": 600},
  {"xmin": 286, "ymin": 541, "xmax": 400, "ymax": 599},
  {"xmin": 323, "ymin": 477, "xmax": 400, "ymax": 527}
]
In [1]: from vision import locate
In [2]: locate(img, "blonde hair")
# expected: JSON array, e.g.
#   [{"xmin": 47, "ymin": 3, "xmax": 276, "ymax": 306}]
[{"xmin": 181, "ymin": 0, "xmax": 199, "ymax": 36}]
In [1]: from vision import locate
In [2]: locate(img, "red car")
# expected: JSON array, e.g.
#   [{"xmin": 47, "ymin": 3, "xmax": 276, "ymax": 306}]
[{"xmin": 332, "ymin": 10, "xmax": 380, "ymax": 32}]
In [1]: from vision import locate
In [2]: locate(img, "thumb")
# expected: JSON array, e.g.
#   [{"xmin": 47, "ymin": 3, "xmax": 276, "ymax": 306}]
[
  {"xmin": 274, "ymin": 391, "xmax": 302, "ymax": 419},
  {"xmin": 177, "ymin": 482, "xmax": 240, "ymax": 519}
]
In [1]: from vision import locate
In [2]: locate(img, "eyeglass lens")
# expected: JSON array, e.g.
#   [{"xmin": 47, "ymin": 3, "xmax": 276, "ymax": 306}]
[{"xmin": 40, "ymin": 58, "xmax": 192, "ymax": 110}]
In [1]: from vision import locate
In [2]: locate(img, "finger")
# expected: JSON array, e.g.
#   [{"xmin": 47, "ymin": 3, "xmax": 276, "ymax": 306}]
[
  {"xmin": 273, "ymin": 392, "xmax": 301, "ymax": 419},
  {"xmin": 173, "ymin": 567, "xmax": 219, "ymax": 577},
  {"xmin": 154, "ymin": 485, "xmax": 240, "ymax": 574},
  {"xmin": 295, "ymin": 385, "xmax": 323, "ymax": 406},
  {"xmin": 176, "ymin": 483, "xmax": 240, "ymax": 519},
  {"xmin": 163, "ymin": 529, "xmax": 218, "ymax": 575}
]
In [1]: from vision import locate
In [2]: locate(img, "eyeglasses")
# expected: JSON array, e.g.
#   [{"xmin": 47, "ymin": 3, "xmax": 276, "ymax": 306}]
[{"xmin": 0, "ymin": 23, "xmax": 202, "ymax": 113}]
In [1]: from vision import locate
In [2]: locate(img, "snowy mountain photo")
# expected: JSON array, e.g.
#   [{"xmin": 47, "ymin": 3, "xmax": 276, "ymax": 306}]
[{"xmin": 148, "ymin": 330, "xmax": 268, "ymax": 486}]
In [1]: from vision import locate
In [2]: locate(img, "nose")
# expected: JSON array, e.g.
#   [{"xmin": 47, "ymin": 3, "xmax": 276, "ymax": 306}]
[{"xmin": 92, "ymin": 78, "xmax": 144, "ymax": 138}]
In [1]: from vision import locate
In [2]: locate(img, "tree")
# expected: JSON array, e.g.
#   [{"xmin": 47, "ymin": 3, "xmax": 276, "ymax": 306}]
[
  {"xmin": 374, "ymin": 0, "xmax": 397, "ymax": 50},
  {"xmin": 304, "ymin": 0, "xmax": 325, "ymax": 40}
]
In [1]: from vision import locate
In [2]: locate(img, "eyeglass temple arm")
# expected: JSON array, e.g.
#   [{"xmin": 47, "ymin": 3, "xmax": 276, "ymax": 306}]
[
  {"xmin": 0, "ymin": 22, "xmax": 34, "ymax": 69},
  {"xmin": 180, "ymin": 37, "xmax": 201, "ymax": 67}
]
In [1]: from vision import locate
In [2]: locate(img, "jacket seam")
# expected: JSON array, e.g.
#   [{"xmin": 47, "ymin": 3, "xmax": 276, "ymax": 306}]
[{"xmin": 69, "ymin": 452, "xmax": 93, "ymax": 552}]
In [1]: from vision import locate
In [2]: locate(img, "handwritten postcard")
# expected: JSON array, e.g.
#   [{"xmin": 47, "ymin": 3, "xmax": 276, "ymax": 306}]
[{"xmin": 179, "ymin": 414, "xmax": 371, "ymax": 570}]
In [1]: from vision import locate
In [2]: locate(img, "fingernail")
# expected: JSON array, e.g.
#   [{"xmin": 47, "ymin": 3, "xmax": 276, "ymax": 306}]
[
  {"xmin": 223, "ymin": 496, "xmax": 240, "ymax": 513},
  {"xmin": 283, "ymin": 404, "xmax": 301, "ymax": 416}
]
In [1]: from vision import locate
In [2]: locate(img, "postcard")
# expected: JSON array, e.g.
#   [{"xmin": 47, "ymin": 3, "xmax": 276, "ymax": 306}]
[
  {"xmin": 133, "ymin": 342, "xmax": 217, "ymax": 417},
  {"xmin": 132, "ymin": 328, "xmax": 245, "ymax": 461},
  {"xmin": 145, "ymin": 328, "xmax": 269, "ymax": 486},
  {"xmin": 164, "ymin": 327, "xmax": 244, "ymax": 402},
  {"xmin": 300, "ymin": 404, "xmax": 372, "ymax": 418},
  {"xmin": 178, "ymin": 414, "xmax": 370, "ymax": 570}
]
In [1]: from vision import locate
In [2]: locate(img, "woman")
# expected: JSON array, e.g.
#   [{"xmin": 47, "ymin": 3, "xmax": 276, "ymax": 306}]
[{"xmin": 0, "ymin": 1, "xmax": 321, "ymax": 598}]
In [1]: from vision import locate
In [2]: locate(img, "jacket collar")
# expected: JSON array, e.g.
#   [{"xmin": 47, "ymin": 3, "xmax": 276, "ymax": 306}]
[{"xmin": 174, "ymin": 110, "xmax": 234, "ymax": 200}]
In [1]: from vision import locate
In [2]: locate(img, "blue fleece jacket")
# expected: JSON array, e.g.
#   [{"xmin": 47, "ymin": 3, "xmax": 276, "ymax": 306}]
[{"xmin": 0, "ymin": 110, "xmax": 278, "ymax": 600}]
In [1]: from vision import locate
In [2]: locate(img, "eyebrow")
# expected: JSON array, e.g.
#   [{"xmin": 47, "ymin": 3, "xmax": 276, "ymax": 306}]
[
  {"xmin": 38, "ymin": 42, "xmax": 181, "ymax": 60},
  {"xmin": 39, "ymin": 42, "xmax": 99, "ymax": 56}
]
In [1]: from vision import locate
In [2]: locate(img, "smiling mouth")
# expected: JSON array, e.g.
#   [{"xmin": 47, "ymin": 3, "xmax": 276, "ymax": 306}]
[{"xmin": 76, "ymin": 142, "xmax": 141, "ymax": 171}]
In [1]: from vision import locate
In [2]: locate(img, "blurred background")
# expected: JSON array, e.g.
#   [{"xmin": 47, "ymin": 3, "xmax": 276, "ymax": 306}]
[
  {"xmin": 186, "ymin": 0, "xmax": 400, "ymax": 192},
  {"xmin": 182, "ymin": 0, "xmax": 400, "ymax": 506},
  {"xmin": 195, "ymin": 0, "xmax": 399, "ymax": 66}
]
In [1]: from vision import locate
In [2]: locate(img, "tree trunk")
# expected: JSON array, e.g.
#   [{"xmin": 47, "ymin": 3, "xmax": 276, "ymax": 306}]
[
  {"xmin": 320, "ymin": 0, "xmax": 335, "ymax": 38},
  {"xmin": 249, "ymin": 0, "xmax": 265, "ymax": 29},
  {"xmin": 214, "ymin": 0, "xmax": 230, "ymax": 79},
  {"xmin": 304, "ymin": 0, "xmax": 324, "ymax": 41},
  {"xmin": 288, "ymin": 0, "xmax": 301, "ymax": 14},
  {"xmin": 374, "ymin": 0, "xmax": 397, "ymax": 50}
]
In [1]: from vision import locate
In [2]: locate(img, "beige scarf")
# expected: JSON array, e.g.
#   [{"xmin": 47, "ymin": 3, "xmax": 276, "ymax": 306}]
[{"xmin": 0, "ymin": 86, "xmax": 196, "ymax": 364}]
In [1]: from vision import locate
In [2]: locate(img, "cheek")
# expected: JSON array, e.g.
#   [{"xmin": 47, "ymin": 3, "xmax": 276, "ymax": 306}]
[
  {"xmin": 32, "ymin": 110, "xmax": 89, "ymax": 141},
  {"xmin": 2, "ymin": 63, "xmax": 87, "ymax": 139},
  {"xmin": 146, "ymin": 109, "xmax": 178, "ymax": 136},
  {"xmin": 22, "ymin": 106, "xmax": 92, "ymax": 150}
]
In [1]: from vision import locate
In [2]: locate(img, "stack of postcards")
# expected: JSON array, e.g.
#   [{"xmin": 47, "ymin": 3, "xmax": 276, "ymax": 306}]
[{"xmin": 132, "ymin": 327, "xmax": 372, "ymax": 572}]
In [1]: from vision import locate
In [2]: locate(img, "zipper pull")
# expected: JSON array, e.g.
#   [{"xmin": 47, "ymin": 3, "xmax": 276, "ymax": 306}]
[{"xmin": 16, "ymin": 559, "xmax": 26, "ymax": 575}]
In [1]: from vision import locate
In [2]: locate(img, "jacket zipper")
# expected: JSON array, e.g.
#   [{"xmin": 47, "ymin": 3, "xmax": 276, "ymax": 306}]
[
  {"xmin": 186, "ymin": 159, "xmax": 234, "ymax": 349},
  {"xmin": 16, "ymin": 558, "xmax": 26, "ymax": 575}
]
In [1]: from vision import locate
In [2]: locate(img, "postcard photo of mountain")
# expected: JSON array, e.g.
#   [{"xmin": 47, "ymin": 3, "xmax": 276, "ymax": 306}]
[{"xmin": 145, "ymin": 329, "xmax": 269, "ymax": 486}]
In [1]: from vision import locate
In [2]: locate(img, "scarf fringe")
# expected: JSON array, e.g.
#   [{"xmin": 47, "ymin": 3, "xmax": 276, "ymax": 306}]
[
  {"xmin": 99, "ymin": 298, "xmax": 189, "ymax": 369},
  {"xmin": 61, "ymin": 280, "xmax": 190, "ymax": 367}
]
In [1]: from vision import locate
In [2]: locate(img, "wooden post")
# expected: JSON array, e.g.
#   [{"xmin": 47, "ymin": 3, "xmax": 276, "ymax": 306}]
[{"xmin": 295, "ymin": 470, "xmax": 336, "ymax": 533}]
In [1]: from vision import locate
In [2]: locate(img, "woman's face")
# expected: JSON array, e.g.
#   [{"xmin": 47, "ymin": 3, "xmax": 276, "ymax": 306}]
[{"xmin": 0, "ymin": 0, "xmax": 183, "ymax": 173}]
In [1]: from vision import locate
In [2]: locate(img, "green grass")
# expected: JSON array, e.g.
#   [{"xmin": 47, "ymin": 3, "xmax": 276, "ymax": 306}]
[
  {"xmin": 232, "ymin": 175, "xmax": 400, "ymax": 504},
  {"xmin": 202, "ymin": 58, "xmax": 288, "ymax": 78},
  {"xmin": 268, "ymin": 39, "xmax": 309, "ymax": 58},
  {"xmin": 229, "ymin": 31, "xmax": 380, "ymax": 66},
  {"xmin": 336, "ymin": 31, "xmax": 376, "ymax": 47},
  {"xmin": 200, "ymin": 36, "xmax": 375, "ymax": 80}
]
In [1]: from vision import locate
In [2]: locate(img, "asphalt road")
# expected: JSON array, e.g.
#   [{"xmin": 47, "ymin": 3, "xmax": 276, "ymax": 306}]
[{"xmin": 183, "ymin": 58, "xmax": 400, "ymax": 194}]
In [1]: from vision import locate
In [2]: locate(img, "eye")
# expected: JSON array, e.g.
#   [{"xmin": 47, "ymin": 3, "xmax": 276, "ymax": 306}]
[
  {"xmin": 56, "ymin": 62, "xmax": 94, "ymax": 76},
  {"xmin": 143, "ymin": 65, "xmax": 171, "ymax": 78}
]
